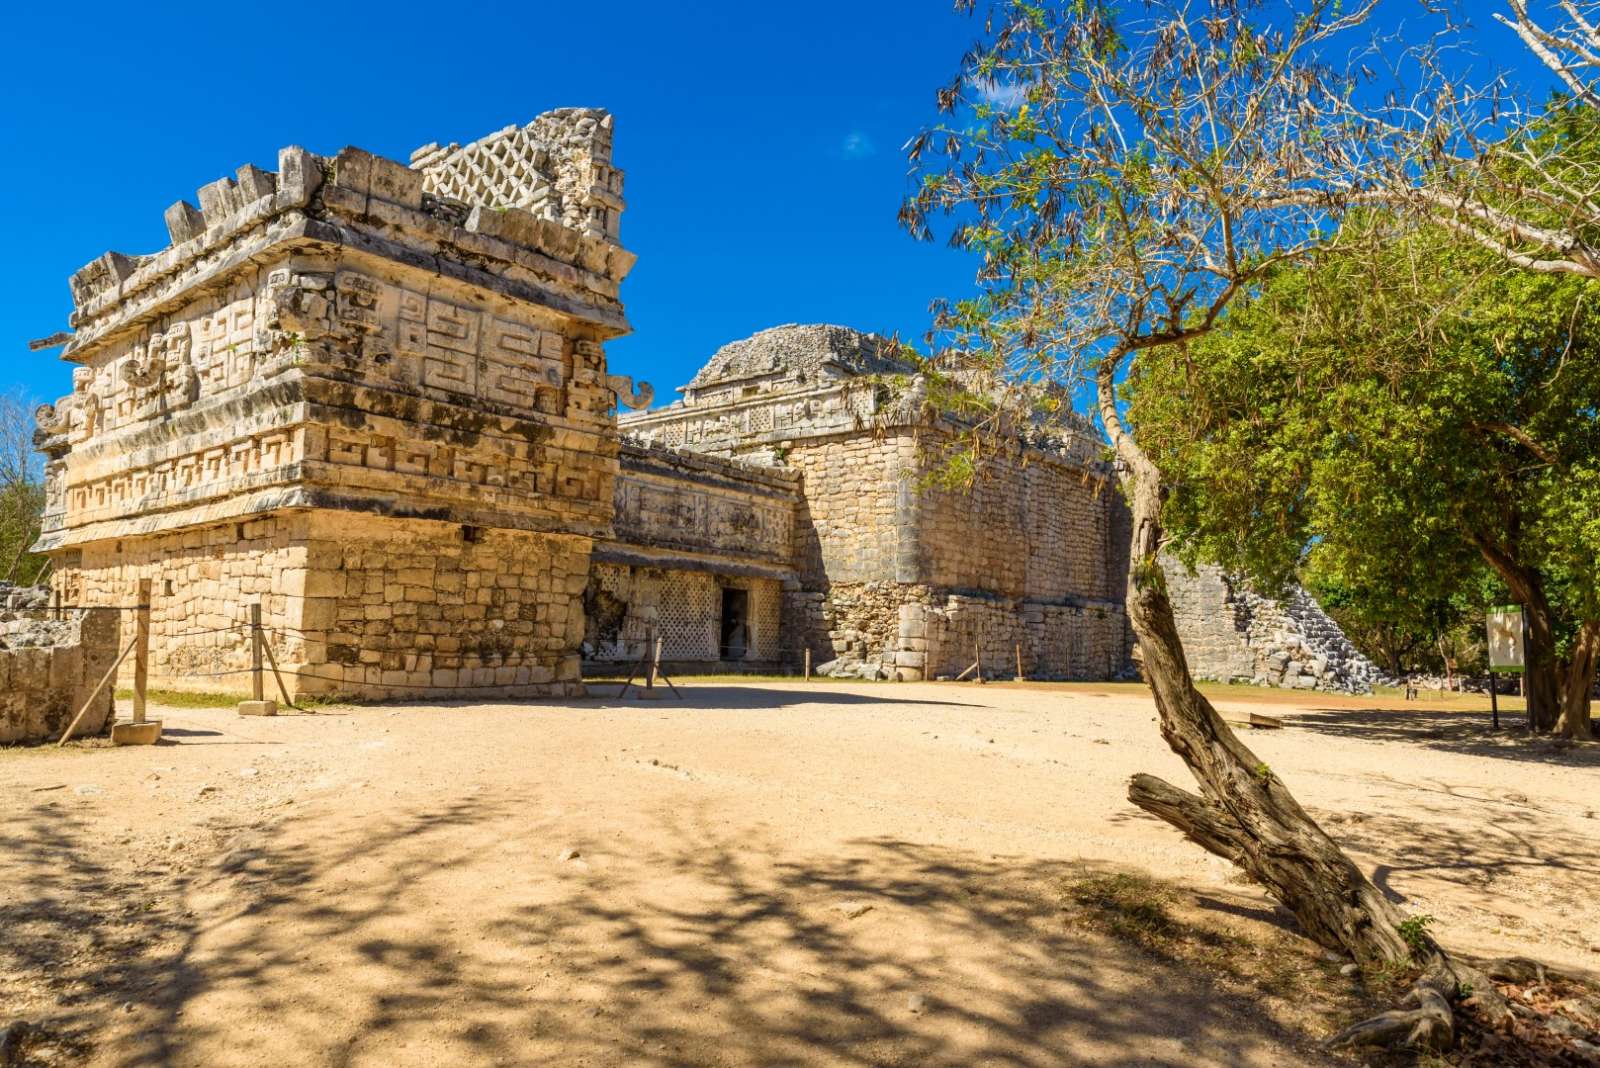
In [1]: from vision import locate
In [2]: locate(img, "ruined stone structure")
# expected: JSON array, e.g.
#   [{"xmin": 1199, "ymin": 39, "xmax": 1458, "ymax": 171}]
[
  {"xmin": 615, "ymin": 325, "xmax": 1133, "ymax": 681},
  {"xmin": 1165, "ymin": 558, "xmax": 1382, "ymax": 694},
  {"xmin": 34, "ymin": 111, "xmax": 645, "ymax": 699},
  {"xmin": 30, "ymin": 115, "xmax": 1372, "ymax": 699},
  {"xmin": 0, "ymin": 585, "xmax": 120, "ymax": 744}
]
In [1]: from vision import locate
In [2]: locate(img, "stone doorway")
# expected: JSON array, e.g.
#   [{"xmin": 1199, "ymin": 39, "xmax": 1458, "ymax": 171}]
[{"xmin": 720, "ymin": 587, "xmax": 750, "ymax": 661}]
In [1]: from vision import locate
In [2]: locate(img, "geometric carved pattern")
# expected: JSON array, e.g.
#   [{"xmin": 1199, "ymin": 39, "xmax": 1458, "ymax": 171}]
[
  {"xmin": 657, "ymin": 571, "xmax": 718, "ymax": 661},
  {"xmin": 414, "ymin": 126, "xmax": 557, "ymax": 214}
]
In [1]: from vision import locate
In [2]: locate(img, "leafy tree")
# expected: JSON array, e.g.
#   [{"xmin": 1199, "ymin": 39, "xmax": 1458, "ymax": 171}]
[
  {"xmin": 1131, "ymin": 221, "xmax": 1600, "ymax": 739},
  {"xmin": 1301, "ymin": 548, "xmax": 1487, "ymax": 679},
  {"xmin": 0, "ymin": 391, "xmax": 46, "ymax": 587}
]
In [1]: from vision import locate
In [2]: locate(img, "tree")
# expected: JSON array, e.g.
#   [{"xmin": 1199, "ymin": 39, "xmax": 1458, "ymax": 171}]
[
  {"xmin": 1302, "ymin": 548, "xmax": 1487, "ymax": 680},
  {"xmin": 0, "ymin": 390, "xmax": 46, "ymax": 587},
  {"xmin": 904, "ymin": 0, "xmax": 1511, "ymax": 1049},
  {"xmin": 1130, "ymin": 221, "xmax": 1600, "ymax": 739},
  {"xmin": 1366, "ymin": 2, "xmax": 1600, "ymax": 279}
]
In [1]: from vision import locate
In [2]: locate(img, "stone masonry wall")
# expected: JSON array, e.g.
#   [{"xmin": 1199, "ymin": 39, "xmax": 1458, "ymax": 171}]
[
  {"xmin": 585, "ymin": 563, "xmax": 782, "ymax": 666},
  {"xmin": 1, "ymin": 587, "xmax": 120, "ymax": 744},
  {"xmin": 55, "ymin": 515, "xmax": 310, "ymax": 695},
  {"xmin": 787, "ymin": 433, "xmax": 918, "ymax": 587},
  {"xmin": 309, "ymin": 513, "xmax": 590, "ymax": 699},
  {"xmin": 1165, "ymin": 556, "xmax": 1381, "ymax": 694}
]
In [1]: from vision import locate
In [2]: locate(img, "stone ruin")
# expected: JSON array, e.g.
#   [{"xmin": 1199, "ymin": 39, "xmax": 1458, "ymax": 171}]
[
  {"xmin": 1, "ymin": 584, "xmax": 120, "ymax": 743},
  {"xmin": 26, "ymin": 111, "xmax": 1373, "ymax": 699},
  {"xmin": 614, "ymin": 324, "xmax": 1133, "ymax": 680},
  {"xmin": 1165, "ymin": 558, "xmax": 1382, "ymax": 694},
  {"xmin": 33, "ymin": 110, "xmax": 641, "ymax": 700}
]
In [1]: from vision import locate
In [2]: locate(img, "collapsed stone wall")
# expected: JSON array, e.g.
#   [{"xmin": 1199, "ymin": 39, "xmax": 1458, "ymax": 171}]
[
  {"xmin": 1164, "ymin": 557, "xmax": 1381, "ymax": 694},
  {"xmin": 1, "ymin": 585, "xmax": 120, "ymax": 744}
]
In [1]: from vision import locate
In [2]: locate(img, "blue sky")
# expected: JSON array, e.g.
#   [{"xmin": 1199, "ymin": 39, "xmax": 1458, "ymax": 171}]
[
  {"xmin": 0, "ymin": 2, "xmax": 1557, "ymax": 411},
  {"xmin": 1, "ymin": 1, "xmax": 983, "ymax": 408}
]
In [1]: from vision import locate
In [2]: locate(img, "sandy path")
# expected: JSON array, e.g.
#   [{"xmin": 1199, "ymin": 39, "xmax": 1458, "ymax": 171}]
[{"xmin": 3, "ymin": 680, "xmax": 1595, "ymax": 1066}]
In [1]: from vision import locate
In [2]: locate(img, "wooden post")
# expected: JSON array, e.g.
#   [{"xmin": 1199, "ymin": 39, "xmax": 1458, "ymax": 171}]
[
  {"xmin": 250, "ymin": 603, "xmax": 265, "ymax": 703},
  {"xmin": 804, "ymin": 647, "xmax": 812, "ymax": 681},
  {"xmin": 974, "ymin": 636, "xmax": 983, "ymax": 684},
  {"xmin": 650, "ymin": 636, "xmax": 663, "ymax": 690},
  {"xmin": 58, "ymin": 638, "xmax": 139, "ymax": 745},
  {"xmin": 1014, "ymin": 642, "xmax": 1025, "ymax": 683},
  {"xmin": 132, "ymin": 580, "xmax": 151, "ymax": 724},
  {"xmin": 262, "ymin": 638, "xmax": 296, "ymax": 710},
  {"xmin": 52, "ymin": 589, "xmax": 62, "ymax": 621},
  {"xmin": 1489, "ymin": 672, "xmax": 1500, "ymax": 730}
]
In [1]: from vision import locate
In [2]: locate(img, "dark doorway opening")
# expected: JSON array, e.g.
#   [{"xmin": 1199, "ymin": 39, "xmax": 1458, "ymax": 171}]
[{"xmin": 720, "ymin": 587, "xmax": 750, "ymax": 660}]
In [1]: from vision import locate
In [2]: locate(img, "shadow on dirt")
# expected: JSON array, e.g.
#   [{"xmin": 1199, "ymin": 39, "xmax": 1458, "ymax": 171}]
[
  {"xmin": 1285, "ymin": 707, "xmax": 1600, "ymax": 767},
  {"xmin": 2, "ymin": 796, "xmax": 1334, "ymax": 1067}
]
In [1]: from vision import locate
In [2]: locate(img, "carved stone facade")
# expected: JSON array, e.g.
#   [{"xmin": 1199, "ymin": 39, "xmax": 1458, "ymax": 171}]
[{"xmin": 35, "ymin": 111, "xmax": 641, "ymax": 699}]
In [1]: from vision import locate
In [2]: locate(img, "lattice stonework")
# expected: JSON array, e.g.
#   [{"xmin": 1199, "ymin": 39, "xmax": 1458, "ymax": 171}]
[
  {"xmin": 750, "ymin": 579, "xmax": 782, "ymax": 661},
  {"xmin": 657, "ymin": 571, "xmax": 718, "ymax": 660},
  {"xmin": 414, "ymin": 127, "xmax": 556, "ymax": 213}
]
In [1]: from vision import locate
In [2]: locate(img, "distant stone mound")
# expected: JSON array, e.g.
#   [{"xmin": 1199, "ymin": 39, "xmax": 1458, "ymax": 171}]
[{"xmin": 1163, "ymin": 557, "xmax": 1382, "ymax": 695}]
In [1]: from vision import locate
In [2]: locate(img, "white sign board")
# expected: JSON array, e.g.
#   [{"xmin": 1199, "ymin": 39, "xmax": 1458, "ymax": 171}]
[{"xmin": 1486, "ymin": 606, "xmax": 1526, "ymax": 673}]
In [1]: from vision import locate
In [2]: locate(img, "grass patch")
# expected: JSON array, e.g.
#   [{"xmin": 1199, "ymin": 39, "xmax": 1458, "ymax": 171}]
[
  {"xmin": 1060, "ymin": 868, "xmax": 1389, "ymax": 1051},
  {"xmin": 113, "ymin": 688, "xmax": 348, "ymax": 711},
  {"xmin": 115, "ymin": 688, "xmax": 238, "ymax": 709}
]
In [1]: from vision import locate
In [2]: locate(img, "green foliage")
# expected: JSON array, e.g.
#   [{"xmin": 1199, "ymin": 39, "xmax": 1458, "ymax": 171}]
[
  {"xmin": 1397, "ymin": 913, "xmax": 1435, "ymax": 957},
  {"xmin": 1128, "ymin": 216, "xmax": 1600, "ymax": 673},
  {"xmin": 0, "ymin": 391, "xmax": 46, "ymax": 586}
]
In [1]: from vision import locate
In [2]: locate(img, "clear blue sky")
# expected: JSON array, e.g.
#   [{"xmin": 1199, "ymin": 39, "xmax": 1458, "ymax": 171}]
[
  {"xmin": 2, "ymin": 1, "xmax": 983, "ymax": 408},
  {"xmin": 1, "ymin": 2, "xmax": 1553, "ymax": 410}
]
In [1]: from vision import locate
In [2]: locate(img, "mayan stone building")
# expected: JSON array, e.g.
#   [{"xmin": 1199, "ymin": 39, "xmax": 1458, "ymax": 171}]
[
  {"xmin": 34, "ymin": 111, "xmax": 646, "ymax": 699},
  {"xmin": 31, "ymin": 112, "xmax": 1375, "ymax": 700},
  {"xmin": 614, "ymin": 325, "xmax": 1134, "ymax": 681}
]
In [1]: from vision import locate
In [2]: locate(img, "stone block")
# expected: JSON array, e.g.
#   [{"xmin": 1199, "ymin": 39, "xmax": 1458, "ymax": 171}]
[
  {"xmin": 164, "ymin": 200, "xmax": 206, "ymax": 243},
  {"xmin": 238, "ymin": 700, "xmax": 278, "ymax": 717},
  {"xmin": 111, "ymin": 720, "xmax": 163, "ymax": 746}
]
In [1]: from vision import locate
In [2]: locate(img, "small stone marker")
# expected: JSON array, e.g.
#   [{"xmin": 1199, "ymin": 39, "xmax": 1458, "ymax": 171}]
[
  {"xmin": 238, "ymin": 700, "xmax": 278, "ymax": 717},
  {"xmin": 111, "ymin": 720, "xmax": 163, "ymax": 746}
]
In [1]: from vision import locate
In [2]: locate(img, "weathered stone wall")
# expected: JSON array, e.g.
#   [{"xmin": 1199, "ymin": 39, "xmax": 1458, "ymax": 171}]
[
  {"xmin": 804, "ymin": 583, "xmax": 1129, "ymax": 682},
  {"xmin": 1, "ymin": 587, "xmax": 120, "ymax": 744},
  {"xmin": 915, "ymin": 435, "xmax": 1125, "ymax": 602},
  {"xmin": 787, "ymin": 434, "xmax": 918, "ymax": 586},
  {"xmin": 306, "ymin": 513, "xmax": 590, "ymax": 698},
  {"xmin": 1165, "ymin": 556, "xmax": 1381, "ymax": 693},
  {"xmin": 55, "ymin": 515, "xmax": 308, "ymax": 692},
  {"xmin": 609, "ymin": 442, "xmax": 796, "ymax": 569}
]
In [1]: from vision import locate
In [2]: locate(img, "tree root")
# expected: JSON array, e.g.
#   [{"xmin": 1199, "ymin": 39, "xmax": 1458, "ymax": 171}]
[
  {"xmin": 1328, "ymin": 976, "xmax": 1455, "ymax": 1050},
  {"xmin": 1128, "ymin": 772, "xmax": 1519, "ymax": 1052},
  {"xmin": 1328, "ymin": 957, "xmax": 1516, "ymax": 1052}
]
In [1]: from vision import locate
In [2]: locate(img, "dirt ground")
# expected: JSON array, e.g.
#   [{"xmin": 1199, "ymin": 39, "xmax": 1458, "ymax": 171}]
[{"xmin": 3, "ymin": 680, "xmax": 1597, "ymax": 1067}]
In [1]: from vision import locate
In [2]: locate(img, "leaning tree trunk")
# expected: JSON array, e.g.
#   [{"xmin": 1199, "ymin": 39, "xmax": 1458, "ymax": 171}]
[{"xmin": 1097, "ymin": 362, "xmax": 1508, "ymax": 1050}]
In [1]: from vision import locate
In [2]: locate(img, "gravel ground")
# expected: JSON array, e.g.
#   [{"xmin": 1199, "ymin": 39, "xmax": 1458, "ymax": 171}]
[{"xmin": 2, "ymin": 680, "xmax": 1595, "ymax": 1067}]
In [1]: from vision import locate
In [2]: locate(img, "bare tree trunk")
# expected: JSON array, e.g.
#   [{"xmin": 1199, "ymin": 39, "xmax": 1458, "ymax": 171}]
[{"xmin": 1097, "ymin": 361, "xmax": 1507, "ymax": 1049}]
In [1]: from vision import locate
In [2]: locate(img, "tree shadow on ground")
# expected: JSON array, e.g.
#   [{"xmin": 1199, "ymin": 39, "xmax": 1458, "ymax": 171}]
[
  {"xmin": 1, "ymin": 797, "xmax": 1338, "ymax": 1067},
  {"xmin": 1282, "ymin": 707, "xmax": 1600, "ymax": 767}
]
